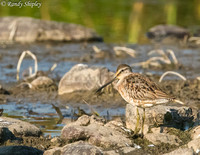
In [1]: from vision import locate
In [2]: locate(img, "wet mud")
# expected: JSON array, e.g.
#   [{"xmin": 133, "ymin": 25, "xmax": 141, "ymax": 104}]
[{"xmin": 0, "ymin": 42, "xmax": 199, "ymax": 153}]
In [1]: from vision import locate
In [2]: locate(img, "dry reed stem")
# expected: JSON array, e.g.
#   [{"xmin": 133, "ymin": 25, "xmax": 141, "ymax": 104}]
[
  {"xmin": 147, "ymin": 56, "xmax": 171, "ymax": 64},
  {"xmin": 131, "ymin": 56, "xmax": 170, "ymax": 68},
  {"xmin": 9, "ymin": 20, "xmax": 17, "ymax": 41},
  {"xmin": 148, "ymin": 49, "xmax": 166, "ymax": 57},
  {"xmin": 113, "ymin": 46, "xmax": 136, "ymax": 57},
  {"xmin": 92, "ymin": 45, "xmax": 101, "ymax": 53},
  {"xmin": 83, "ymin": 99, "xmax": 99, "ymax": 116},
  {"xmin": 28, "ymin": 67, "xmax": 33, "ymax": 77},
  {"xmin": 188, "ymin": 36, "xmax": 200, "ymax": 44},
  {"xmin": 17, "ymin": 82, "xmax": 32, "ymax": 89},
  {"xmin": 133, "ymin": 49, "xmax": 179, "ymax": 68},
  {"xmin": 159, "ymin": 71, "xmax": 186, "ymax": 82},
  {"xmin": 50, "ymin": 63, "xmax": 57, "ymax": 72},
  {"xmin": 166, "ymin": 49, "xmax": 178, "ymax": 65},
  {"xmin": 148, "ymin": 49, "xmax": 171, "ymax": 63},
  {"xmin": 16, "ymin": 50, "xmax": 38, "ymax": 81}
]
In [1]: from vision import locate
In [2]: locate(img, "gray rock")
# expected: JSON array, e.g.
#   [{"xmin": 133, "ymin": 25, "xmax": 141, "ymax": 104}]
[
  {"xmin": 0, "ymin": 146, "xmax": 43, "ymax": 155},
  {"xmin": 73, "ymin": 115, "xmax": 90, "ymax": 126},
  {"xmin": 0, "ymin": 85, "xmax": 10, "ymax": 95},
  {"xmin": 105, "ymin": 117, "xmax": 124, "ymax": 131},
  {"xmin": 58, "ymin": 64, "xmax": 114, "ymax": 95},
  {"xmin": 150, "ymin": 126, "xmax": 183, "ymax": 135},
  {"xmin": 104, "ymin": 146, "xmax": 138, "ymax": 155},
  {"xmin": 146, "ymin": 24, "xmax": 189, "ymax": 43},
  {"xmin": 120, "ymin": 146, "xmax": 137, "ymax": 154},
  {"xmin": 0, "ymin": 127, "xmax": 14, "ymax": 143},
  {"xmin": 43, "ymin": 147, "xmax": 61, "ymax": 155},
  {"xmin": 189, "ymin": 125, "xmax": 200, "ymax": 140},
  {"xmin": 0, "ymin": 17, "xmax": 102, "ymax": 43},
  {"xmin": 145, "ymin": 133, "xmax": 182, "ymax": 146},
  {"xmin": 61, "ymin": 115, "xmax": 132, "ymax": 148},
  {"xmin": 89, "ymin": 115, "xmax": 106, "ymax": 126},
  {"xmin": 0, "ymin": 117, "xmax": 42, "ymax": 139},
  {"xmin": 104, "ymin": 150, "xmax": 120, "ymax": 155},
  {"xmin": 187, "ymin": 138, "xmax": 200, "ymax": 154},
  {"xmin": 126, "ymin": 104, "xmax": 197, "ymax": 135},
  {"xmin": 50, "ymin": 137, "xmax": 63, "ymax": 147},
  {"xmin": 163, "ymin": 147, "xmax": 195, "ymax": 155},
  {"xmin": 61, "ymin": 141, "xmax": 103, "ymax": 155},
  {"xmin": 30, "ymin": 76, "xmax": 57, "ymax": 91}
]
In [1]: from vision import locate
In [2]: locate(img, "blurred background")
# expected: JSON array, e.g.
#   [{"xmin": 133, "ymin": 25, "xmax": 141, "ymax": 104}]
[{"xmin": 0, "ymin": 0, "xmax": 200, "ymax": 43}]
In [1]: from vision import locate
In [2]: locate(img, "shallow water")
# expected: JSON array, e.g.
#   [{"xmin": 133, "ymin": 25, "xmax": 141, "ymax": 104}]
[
  {"xmin": 0, "ymin": 98, "xmax": 125, "ymax": 137},
  {"xmin": 0, "ymin": 42, "xmax": 200, "ymax": 136}
]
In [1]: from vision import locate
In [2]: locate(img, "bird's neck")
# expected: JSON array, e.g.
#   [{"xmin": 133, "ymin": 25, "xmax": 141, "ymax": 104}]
[{"xmin": 116, "ymin": 72, "xmax": 132, "ymax": 86}]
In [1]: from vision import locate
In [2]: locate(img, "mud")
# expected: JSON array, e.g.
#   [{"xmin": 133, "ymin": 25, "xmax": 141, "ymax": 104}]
[
  {"xmin": 3, "ymin": 136, "xmax": 65, "ymax": 152},
  {"xmin": 0, "ymin": 42, "xmax": 199, "ymax": 153}
]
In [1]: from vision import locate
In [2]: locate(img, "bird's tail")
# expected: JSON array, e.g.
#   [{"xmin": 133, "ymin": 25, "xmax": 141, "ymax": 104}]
[{"xmin": 174, "ymin": 99, "xmax": 185, "ymax": 105}]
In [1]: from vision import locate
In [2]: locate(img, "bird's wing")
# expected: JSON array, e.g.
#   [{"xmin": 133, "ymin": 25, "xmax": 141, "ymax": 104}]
[{"xmin": 122, "ymin": 73, "xmax": 173, "ymax": 100}]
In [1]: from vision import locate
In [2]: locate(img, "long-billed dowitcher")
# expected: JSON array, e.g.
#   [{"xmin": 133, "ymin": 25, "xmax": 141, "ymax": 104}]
[{"xmin": 96, "ymin": 64, "xmax": 184, "ymax": 136}]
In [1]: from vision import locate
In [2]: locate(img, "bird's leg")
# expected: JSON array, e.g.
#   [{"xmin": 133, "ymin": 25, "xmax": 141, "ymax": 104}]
[
  {"xmin": 134, "ymin": 107, "xmax": 140, "ymax": 135},
  {"xmin": 153, "ymin": 110, "xmax": 159, "ymax": 127},
  {"xmin": 141, "ymin": 108, "xmax": 145, "ymax": 137}
]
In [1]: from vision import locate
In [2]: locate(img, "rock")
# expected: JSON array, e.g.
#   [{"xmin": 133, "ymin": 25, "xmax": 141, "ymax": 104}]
[
  {"xmin": 87, "ymin": 124, "xmax": 132, "ymax": 148},
  {"xmin": 58, "ymin": 64, "xmax": 114, "ymax": 95},
  {"xmin": 104, "ymin": 150, "xmax": 119, "ymax": 155},
  {"xmin": 163, "ymin": 147, "xmax": 195, "ymax": 155},
  {"xmin": 43, "ymin": 147, "xmax": 61, "ymax": 155},
  {"xmin": 0, "ymin": 117, "xmax": 42, "ymax": 139},
  {"xmin": 17, "ymin": 76, "xmax": 57, "ymax": 91},
  {"xmin": 126, "ymin": 104, "xmax": 197, "ymax": 135},
  {"xmin": 104, "ymin": 146, "xmax": 138, "ymax": 155},
  {"xmin": 105, "ymin": 117, "xmax": 124, "ymax": 131},
  {"xmin": 89, "ymin": 115, "xmax": 106, "ymax": 126},
  {"xmin": 0, "ymin": 17, "xmax": 102, "ymax": 43},
  {"xmin": 150, "ymin": 126, "xmax": 183, "ymax": 135},
  {"xmin": 61, "ymin": 141, "xmax": 103, "ymax": 155},
  {"xmin": 50, "ymin": 137, "xmax": 63, "ymax": 147},
  {"xmin": 61, "ymin": 115, "xmax": 132, "ymax": 148},
  {"xmin": 146, "ymin": 24, "xmax": 190, "ymax": 43},
  {"xmin": 145, "ymin": 133, "xmax": 181, "ymax": 146},
  {"xmin": 187, "ymin": 138, "xmax": 200, "ymax": 153},
  {"xmin": 30, "ymin": 76, "xmax": 57, "ymax": 91},
  {"xmin": 120, "ymin": 146, "xmax": 137, "ymax": 154},
  {"xmin": 189, "ymin": 125, "xmax": 200, "ymax": 140},
  {"xmin": 0, "ymin": 146, "xmax": 43, "ymax": 155},
  {"xmin": 0, "ymin": 127, "xmax": 14, "ymax": 143},
  {"xmin": 0, "ymin": 85, "xmax": 10, "ymax": 95},
  {"xmin": 75, "ymin": 115, "xmax": 90, "ymax": 126}
]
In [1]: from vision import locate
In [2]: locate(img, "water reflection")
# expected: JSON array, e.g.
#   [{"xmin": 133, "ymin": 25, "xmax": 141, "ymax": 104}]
[
  {"xmin": 0, "ymin": 101, "xmax": 125, "ymax": 137},
  {"xmin": 0, "ymin": 0, "xmax": 199, "ymax": 43}
]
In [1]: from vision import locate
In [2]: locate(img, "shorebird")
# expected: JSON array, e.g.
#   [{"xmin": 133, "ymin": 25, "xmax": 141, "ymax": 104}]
[{"xmin": 96, "ymin": 64, "xmax": 184, "ymax": 136}]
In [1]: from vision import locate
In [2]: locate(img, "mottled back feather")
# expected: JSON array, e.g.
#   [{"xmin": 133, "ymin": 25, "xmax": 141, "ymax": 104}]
[{"xmin": 117, "ymin": 73, "xmax": 174, "ymax": 101}]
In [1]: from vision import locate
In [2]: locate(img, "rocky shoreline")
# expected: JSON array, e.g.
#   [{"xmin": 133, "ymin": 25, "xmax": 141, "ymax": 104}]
[
  {"xmin": 0, "ymin": 113, "xmax": 199, "ymax": 155},
  {"xmin": 0, "ymin": 63, "xmax": 200, "ymax": 154}
]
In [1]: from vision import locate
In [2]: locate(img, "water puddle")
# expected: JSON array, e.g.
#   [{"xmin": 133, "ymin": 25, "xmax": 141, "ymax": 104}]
[{"xmin": 0, "ymin": 101, "xmax": 125, "ymax": 137}]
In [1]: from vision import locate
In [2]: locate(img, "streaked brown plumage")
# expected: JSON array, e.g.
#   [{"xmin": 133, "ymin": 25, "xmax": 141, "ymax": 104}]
[
  {"xmin": 96, "ymin": 64, "xmax": 184, "ymax": 136},
  {"xmin": 116, "ymin": 72, "xmax": 175, "ymax": 108}
]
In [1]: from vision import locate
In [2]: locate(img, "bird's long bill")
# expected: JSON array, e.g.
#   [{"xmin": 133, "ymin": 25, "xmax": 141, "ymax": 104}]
[{"xmin": 95, "ymin": 77, "xmax": 116, "ymax": 94}]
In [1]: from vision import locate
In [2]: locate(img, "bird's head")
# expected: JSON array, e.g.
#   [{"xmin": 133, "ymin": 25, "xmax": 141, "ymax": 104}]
[
  {"xmin": 95, "ymin": 64, "xmax": 132, "ymax": 94},
  {"xmin": 115, "ymin": 64, "xmax": 132, "ymax": 80}
]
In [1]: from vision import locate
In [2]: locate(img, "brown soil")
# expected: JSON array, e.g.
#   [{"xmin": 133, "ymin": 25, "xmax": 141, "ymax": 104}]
[
  {"xmin": 0, "ymin": 77, "xmax": 199, "ymax": 154},
  {"xmin": 2, "ymin": 136, "xmax": 66, "ymax": 152}
]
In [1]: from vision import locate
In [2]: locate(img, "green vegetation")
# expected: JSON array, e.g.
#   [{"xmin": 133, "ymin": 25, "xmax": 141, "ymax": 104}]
[{"xmin": 0, "ymin": 0, "xmax": 199, "ymax": 43}]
